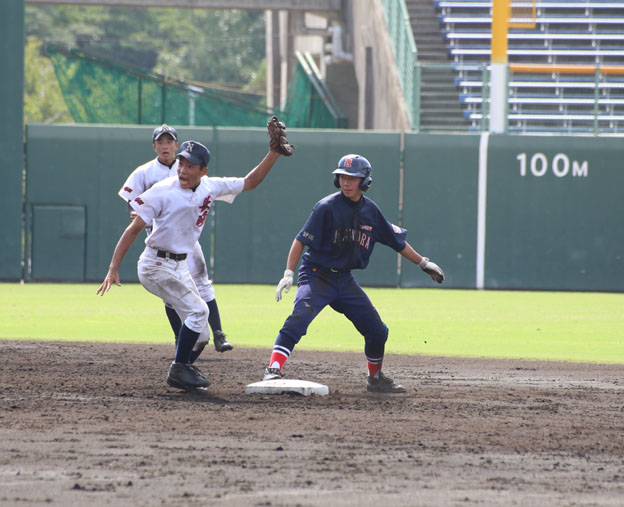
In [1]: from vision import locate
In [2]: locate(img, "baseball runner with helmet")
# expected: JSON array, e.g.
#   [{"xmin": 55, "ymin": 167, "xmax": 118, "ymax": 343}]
[
  {"xmin": 264, "ymin": 154, "xmax": 444, "ymax": 393},
  {"xmin": 98, "ymin": 118, "xmax": 292, "ymax": 390},
  {"xmin": 119, "ymin": 124, "xmax": 233, "ymax": 357}
]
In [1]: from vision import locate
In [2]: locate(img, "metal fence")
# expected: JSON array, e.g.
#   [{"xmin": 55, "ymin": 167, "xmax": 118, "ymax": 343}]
[{"xmin": 380, "ymin": 0, "xmax": 419, "ymax": 128}]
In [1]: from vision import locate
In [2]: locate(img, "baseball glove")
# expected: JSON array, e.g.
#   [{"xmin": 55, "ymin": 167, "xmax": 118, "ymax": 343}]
[{"xmin": 267, "ymin": 116, "xmax": 294, "ymax": 156}]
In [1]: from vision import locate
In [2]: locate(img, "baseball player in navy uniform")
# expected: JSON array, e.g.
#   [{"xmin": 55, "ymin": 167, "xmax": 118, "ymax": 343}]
[
  {"xmin": 264, "ymin": 154, "xmax": 444, "ymax": 393},
  {"xmin": 119, "ymin": 124, "xmax": 233, "ymax": 357},
  {"xmin": 98, "ymin": 137, "xmax": 285, "ymax": 390}
]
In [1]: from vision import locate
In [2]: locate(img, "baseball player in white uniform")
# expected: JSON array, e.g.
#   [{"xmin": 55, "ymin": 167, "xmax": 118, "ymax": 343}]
[
  {"xmin": 98, "ymin": 138, "xmax": 285, "ymax": 390},
  {"xmin": 119, "ymin": 124, "xmax": 233, "ymax": 359}
]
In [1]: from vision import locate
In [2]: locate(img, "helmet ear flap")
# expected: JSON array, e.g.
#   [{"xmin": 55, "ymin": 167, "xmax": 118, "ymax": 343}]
[
  {"xmin": 333, "ymin": 174, "xmax": 341, "ymax": 188},
  {"xmin": 361, "ymin": 176, "xmax": 372, "ymax": 191}
]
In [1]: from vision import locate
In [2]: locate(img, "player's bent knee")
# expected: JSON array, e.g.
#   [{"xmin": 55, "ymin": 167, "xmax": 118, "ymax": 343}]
[
  {"xmin": 184, "ymin": 305, "xmax": 209, "ymax": 333},
  {"xmin": 196, "ymin": 282, "xmax": 215, "ymax": 302}
]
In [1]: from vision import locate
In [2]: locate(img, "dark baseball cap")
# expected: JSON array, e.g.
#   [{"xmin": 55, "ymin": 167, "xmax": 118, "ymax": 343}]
[
  {"xmin": 152, "ymin": 124, "xmax": 178, "ymax": 142},
  {"xmin": 177, "ymin": 140, "xmax": 211, "ymax": 167}
]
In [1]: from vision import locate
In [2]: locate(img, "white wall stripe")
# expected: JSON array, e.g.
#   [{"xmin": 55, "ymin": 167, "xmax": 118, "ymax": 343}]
[{"xmin": 476, "ymin": 132, "xmax": 489, "ymax": 289}]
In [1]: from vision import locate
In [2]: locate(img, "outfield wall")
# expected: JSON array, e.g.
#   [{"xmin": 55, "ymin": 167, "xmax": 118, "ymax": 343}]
[
  {"xmin": 20, "ymin": 125, "xmax": 624, "ymax": 291},
  {"xmin": 0, "ymin": 2, "xmax": 24, "ymax": 281}
]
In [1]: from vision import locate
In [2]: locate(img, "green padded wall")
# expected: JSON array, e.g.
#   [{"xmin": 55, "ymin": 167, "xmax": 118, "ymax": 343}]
[
  {"xmin": 212, "ymin": 128, "xmax": 402, "ymax": 286},
  {"xmin": 31, "ymin": 205, "xmax": 86, "ymax": 281},
  {"xmin": 485, "ymin": 135, "xmax": 624, "ymax": 291},
  {"xmin": 24, "ymin": 127, "xmax": 624, "ymax": 292},
  {"xmin": 0, "ymin": 1, "xmax": 24, "ymax": 280},
  {"xmin": 402, "ymin": 134, "xmax": 480, "ymax": 288}
]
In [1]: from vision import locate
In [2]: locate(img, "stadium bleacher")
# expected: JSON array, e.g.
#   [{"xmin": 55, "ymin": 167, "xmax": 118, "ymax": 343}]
[{"xmin": 433, "ymin": 0, "xmax": 624, "ymax": 132}]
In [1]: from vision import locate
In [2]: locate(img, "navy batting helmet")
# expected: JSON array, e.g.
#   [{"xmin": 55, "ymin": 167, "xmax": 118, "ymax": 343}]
[{"xmin": 332, "ymin": 154, "xmax": 372, "ymax": 191}]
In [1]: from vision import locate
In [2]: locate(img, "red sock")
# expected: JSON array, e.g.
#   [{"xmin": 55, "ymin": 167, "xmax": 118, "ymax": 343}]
[
  {"xmin": 367, "ymin": 361, "xmax": 382, "ymax": 378},
  {"xmin": 268, "ymin": 351, "xmax": 287, "ymax": 370}
]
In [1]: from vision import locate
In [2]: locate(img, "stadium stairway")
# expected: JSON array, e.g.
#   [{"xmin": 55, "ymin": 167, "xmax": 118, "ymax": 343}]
[
  {"xmin": 436, "ymin": 0, "xmax": 624, "ymax": 133},
  {"xmin": 406, "ymin": 0, "xmax": 470, "ymax": 129}
]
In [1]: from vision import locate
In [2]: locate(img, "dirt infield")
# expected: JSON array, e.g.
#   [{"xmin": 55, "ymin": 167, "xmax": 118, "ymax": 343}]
[{"xmin": 1, "ymin": 340, "xmax": 623, "ymax": 506}]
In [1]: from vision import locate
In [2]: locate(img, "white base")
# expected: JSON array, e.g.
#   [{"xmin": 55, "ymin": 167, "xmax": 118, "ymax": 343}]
[{"xmin": 245, "ymin": 379, "xmax": 329, "ymax": 396}]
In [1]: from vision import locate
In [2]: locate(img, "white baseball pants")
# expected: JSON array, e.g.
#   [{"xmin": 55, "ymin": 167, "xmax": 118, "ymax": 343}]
[{"xmin": 138, "ymin": 247, "xmax": 209, "ymax": 335}]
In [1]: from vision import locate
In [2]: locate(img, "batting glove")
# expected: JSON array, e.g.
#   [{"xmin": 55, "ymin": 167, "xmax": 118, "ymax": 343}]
[
  {"xmin": 419, "ymin": 257, "xmax": 444, "ymax": 284},
  {"xmin": 275, "ymin": 269, "xmax": 295, "ymax": 302}
]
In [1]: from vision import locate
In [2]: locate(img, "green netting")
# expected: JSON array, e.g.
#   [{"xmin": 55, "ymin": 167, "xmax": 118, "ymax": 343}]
[
  {"xmin": 284, "ymin": 52, "xmax": 347, "ymax": 128},
  {"xmin": 47, "ymin": 45, "xmax": 345, "ymax": 129}
]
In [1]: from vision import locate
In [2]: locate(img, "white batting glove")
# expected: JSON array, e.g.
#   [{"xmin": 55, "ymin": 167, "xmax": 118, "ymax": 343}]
[
  {"xmin": 419, "ymin": 257, "xmax": 444, "ymax": 284},
  {"xmin": 275, "ymin": 269, "xmax": 295, "ymax": 302}
]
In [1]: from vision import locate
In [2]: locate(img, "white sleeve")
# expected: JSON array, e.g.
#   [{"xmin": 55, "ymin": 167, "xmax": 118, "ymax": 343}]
[
  {"xmin": 129, "ymin": 186, "xmax": 161, "ymax": 225},
  {"xmin": 118, "ymin": 167, "xmax": 147, "ymax": 202},
  {"xmin": 212, "ymin": 177, "xmax": 245, "ymax": 204}
]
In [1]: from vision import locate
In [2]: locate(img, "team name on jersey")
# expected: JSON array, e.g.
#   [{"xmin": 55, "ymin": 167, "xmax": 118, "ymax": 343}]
[
  {"xmin": 333, "ymin": 225, "xmax": 372, "ymax": 251},
  {"xmin": 196, "ymin": 196, "xmax": 212, "ymax": 227}
]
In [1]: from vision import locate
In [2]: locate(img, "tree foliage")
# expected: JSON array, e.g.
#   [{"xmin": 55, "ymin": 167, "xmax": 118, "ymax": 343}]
[
  {"xmin": 25, "ymin": 5, "xmax": 265, "ymax": 87},
  {"xmin": 24, "ymin": 5, "xmax": 267, "ymax": 123},
  {"xmin": 24, "ymin": 36, "xmax": 73, "ymax": 124}
]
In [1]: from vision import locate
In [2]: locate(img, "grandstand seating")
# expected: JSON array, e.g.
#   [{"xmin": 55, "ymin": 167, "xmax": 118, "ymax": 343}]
[{"xmin": 433, "ymin": 0, "xmax": 624, "ymax": 132}]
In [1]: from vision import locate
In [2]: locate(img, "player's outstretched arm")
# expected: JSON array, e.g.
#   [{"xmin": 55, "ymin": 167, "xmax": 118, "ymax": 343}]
[
  {"xmin": 399, "ymin": 241, "xmax": 444, "ymax": 284},
  {"xmin": 97, "ymin": 216, "xmax": 147, "ymax": 296},
  {"xmin": 243, "ymin": 151, "xmax": 281, "ymax": 191},
  {"xmin": 243, "ymin": 116, "xmax": 293, "ymax": 191},
  {"xmin": 275, "ymin": 239, "xmax": 305, "ymax": 301}
]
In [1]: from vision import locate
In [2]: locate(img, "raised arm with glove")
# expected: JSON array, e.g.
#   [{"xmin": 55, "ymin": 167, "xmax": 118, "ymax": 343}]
[{"xmin": 267, "ymin": 116, "xmax": 295, "ymax": 156}]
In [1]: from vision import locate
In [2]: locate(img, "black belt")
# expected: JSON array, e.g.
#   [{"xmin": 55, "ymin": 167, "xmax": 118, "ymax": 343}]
[{"xmin": 156, "ymin": 250, "xmax": 187, "ymax": 261}]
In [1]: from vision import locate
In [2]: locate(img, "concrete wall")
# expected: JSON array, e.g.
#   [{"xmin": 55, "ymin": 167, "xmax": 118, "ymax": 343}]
[{"xmin": 351, "ymin": 0, "xmax": 411, "ymax": 131}]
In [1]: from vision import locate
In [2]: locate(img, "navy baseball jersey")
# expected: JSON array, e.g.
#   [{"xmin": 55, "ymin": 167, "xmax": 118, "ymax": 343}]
[{"xmin": 296, "ymin": 192, "xmax": 407, "ymax": 271}]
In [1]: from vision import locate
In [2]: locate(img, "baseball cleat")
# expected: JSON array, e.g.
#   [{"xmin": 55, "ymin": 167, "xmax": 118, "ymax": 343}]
[
  {"xmin": 213, "ymin": 330, "xmax": 233, "ymax": 352},
  {"xmin": 366, "ymin": 372, "xmax": 406, "ymax": 393},
  {"xmin": 167, "ymin": 362, "xmax": 210, "ymax": 390},
  {"xmin": 263, "ymin": 367, "xmax": 284, "ymax": 381}
]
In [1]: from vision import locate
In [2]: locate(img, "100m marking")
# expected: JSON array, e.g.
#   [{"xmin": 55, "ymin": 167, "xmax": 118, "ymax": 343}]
[{"xmin": 516, "ymin": 153, "xmax": 588, "ymax": 177}]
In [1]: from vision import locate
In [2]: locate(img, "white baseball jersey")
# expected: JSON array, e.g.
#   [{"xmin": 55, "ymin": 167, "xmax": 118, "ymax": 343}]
[
  {"xmin": 130, "ymin": 175, "xmax": 244, "ymax": 255},
  {"xmin": 118, "ymin": 157, "xmax": 178, "ymax": 202}
]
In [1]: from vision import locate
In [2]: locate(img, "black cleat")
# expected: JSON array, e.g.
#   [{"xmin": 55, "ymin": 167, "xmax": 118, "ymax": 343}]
[
  {"xmin": 263, "ymin": 367, "xmax": 284, "ymax": 381},
  {"xmin": 366, "ymin": 372, "xmax": 406, "ymax": 393},
  {"xmin": 213, "ymin": 330, "xmax": 233, "ymax": 352},
  {"xmin": 167, "ymin": 362, "xmax": 210, "ymax": 390}
]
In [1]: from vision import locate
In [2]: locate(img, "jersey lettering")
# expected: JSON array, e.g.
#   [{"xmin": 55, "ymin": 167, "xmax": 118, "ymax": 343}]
[
  {"xmin": 123, "ymin": 186, "xmax": 133, "ymax": 193},
  {"xmin": 359, "ymin": 232, "xmax": 370, "ymax": 250},
  {"xmin": 333, "ymin": 227, "xmax": 371, "ymax": 251},
  {"xmin": 195, "ymin": 196, "xmax": 212, "ymax": 227},
  {"xmin": 134, "ymin": 197, "xmax": 144, "ymax": 205}
]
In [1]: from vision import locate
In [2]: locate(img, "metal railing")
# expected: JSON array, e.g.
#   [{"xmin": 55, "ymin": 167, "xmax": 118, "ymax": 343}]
[{"xmin": 380, "ymin": 0, "xmax": 419, "ymax": 128}]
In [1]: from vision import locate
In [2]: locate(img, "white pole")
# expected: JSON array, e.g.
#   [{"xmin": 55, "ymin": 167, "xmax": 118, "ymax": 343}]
[
  {"xmin": 490, "ymin": 63, "xmax": 507, "ymax": 133},
  {"xmin": 476, "ymin": 132, "xmax": 489, "ymax": 289}
]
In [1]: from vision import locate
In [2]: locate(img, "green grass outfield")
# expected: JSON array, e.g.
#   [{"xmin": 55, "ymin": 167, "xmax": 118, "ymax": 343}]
[{"xmin": 2, "ymin": 283, "xmax": 623, "ymax": 364}]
